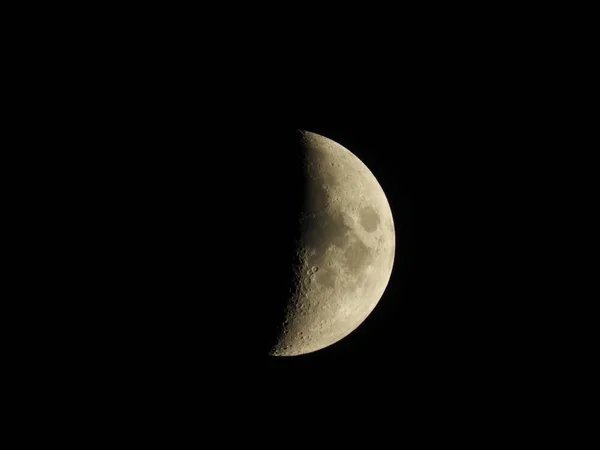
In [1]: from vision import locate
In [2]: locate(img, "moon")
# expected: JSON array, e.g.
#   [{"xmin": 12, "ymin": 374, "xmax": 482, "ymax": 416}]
[{"xmin": 269, "ymin": 130, "xmax": 395, "ymax": 356}]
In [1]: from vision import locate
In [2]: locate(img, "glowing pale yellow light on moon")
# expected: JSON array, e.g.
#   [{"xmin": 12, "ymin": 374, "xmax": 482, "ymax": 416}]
[{"xmin": 270, "ymin": 131, "xmax": 395, "ymax": 356}]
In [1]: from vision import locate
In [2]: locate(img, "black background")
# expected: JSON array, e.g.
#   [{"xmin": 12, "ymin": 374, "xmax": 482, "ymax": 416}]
[
  {"xmin": 74, "ymin": 70, "xmax": 542, "ymax": 404},
  {"xmin": 43, "ymin": 19, "xmax": 569, "ymax": 424},
  {"xmin": 12, "ymin": 5, "xmax": 587, "ymax": 440},
  {"xmin": 86, "ymin": 108, "xmax": 537, "ymax": 407}
]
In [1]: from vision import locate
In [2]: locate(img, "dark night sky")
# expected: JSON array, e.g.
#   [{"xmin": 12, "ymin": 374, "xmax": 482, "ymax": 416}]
[
  {"xmin": 78, "ymin": 30, "xmax": 562, "ymax": 416},
  {"xmin": 25, "ymin": 8, "xmax": 581, "ymax": 437},
  {"xmin": 96, "ymin": 101, "xmax": 539, "ymax": 403}
]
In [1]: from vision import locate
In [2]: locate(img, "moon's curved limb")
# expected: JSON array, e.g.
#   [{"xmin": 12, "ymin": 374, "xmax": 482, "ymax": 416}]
[{"xmin": 270, "ymin": 131, "xmax": 395, "ymax": 356}]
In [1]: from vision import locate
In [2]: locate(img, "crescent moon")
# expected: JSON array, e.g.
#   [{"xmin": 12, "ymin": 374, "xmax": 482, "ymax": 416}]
[{"xmin": 270, "ymin": 130, "xmax": 395, "ymax": 356}]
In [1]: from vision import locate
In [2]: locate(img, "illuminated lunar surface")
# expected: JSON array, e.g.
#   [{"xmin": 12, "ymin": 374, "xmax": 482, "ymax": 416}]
[{"xmin": 270, "ymin": 131, "xmax": 395, "ymax": 356}]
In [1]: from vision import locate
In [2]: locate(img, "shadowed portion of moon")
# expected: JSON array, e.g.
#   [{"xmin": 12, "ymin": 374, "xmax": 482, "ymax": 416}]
[
  {"xmin": 94, "ymin": 126, "xmax": 392, "ymax": 368},
  {"xmin": 246, "ymin": 131, "xmax": 311, "ymax": 355},
  {"xmin": 88, "ymin": 126, "xmax": 317, "ymax": 370}
]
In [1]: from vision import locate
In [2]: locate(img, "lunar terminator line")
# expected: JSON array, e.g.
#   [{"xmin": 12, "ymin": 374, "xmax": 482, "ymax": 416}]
[{"xmin": 270, "ymin": 130, "xmax": 395, "ymax": 356}]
